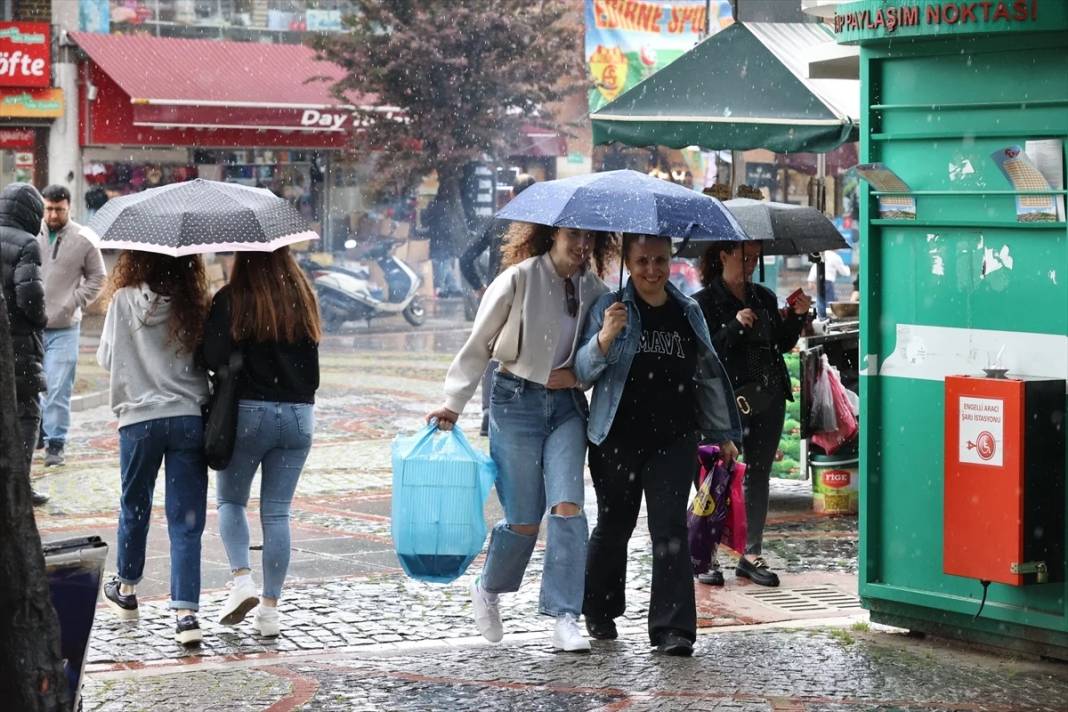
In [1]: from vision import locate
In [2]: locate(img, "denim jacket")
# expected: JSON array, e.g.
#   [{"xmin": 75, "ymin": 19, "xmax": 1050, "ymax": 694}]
[{"xmin": 575, "ymin": 281, "xmax": 743, "ymax": 447}]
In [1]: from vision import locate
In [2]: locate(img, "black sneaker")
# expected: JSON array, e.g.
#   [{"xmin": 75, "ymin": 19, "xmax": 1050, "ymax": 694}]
[
  {"xmin": 735, "ymin": 556, "xmax": 780, "ymax": 587},
  {"xmin": 654, "ymin": 632, "xmax": 694, "ymax": 657},
  {"xmin": 697, "ymin": 567, "xmax": 724, "ymax": 586},
  {"xmin": 585, "ymin": 618, "xmax": 618, "ymax": 640},
  {"xmin": 175, "ymin": 614, "xmax": 203, "ymax": 646},
  {"xmin": 43, "ymin": 445, "xmax": 64, "ymax": 467},
  {"xmin": 103, "ymin": 577, "xmax": 139, "ymax": 620},
  {"xmin": 31, "ymin": 489, "xmax": 49, "ymax": 507}
]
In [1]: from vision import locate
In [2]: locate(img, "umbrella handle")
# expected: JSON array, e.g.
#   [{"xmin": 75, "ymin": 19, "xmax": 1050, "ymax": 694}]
[{"xmin": 674, "ymin": 235, "xmax": 691, "ymax": 257}]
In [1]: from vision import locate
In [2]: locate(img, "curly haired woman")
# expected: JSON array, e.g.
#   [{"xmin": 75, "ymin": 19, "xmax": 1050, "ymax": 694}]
[
  {"xmin": 427, "ymin": 222, "xmax": 616, "ymax": 653},
  {"xmin": 97, "ymin": 251, "xmax": 211, "ymax": 645}
]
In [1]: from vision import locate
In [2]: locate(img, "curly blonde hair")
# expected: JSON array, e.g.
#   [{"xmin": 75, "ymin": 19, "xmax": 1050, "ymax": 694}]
[{"xmin": 500, "ymin": 222, "xmax": 619, "ymax": 278}]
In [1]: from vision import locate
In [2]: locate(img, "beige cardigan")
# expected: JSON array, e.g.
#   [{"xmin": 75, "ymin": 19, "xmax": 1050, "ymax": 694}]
[{"xmin": 443, "ymin": 252, "xmax": 609, "ymax": 414}]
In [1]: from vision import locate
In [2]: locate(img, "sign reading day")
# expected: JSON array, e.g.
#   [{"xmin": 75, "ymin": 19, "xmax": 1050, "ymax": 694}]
[
  {"xmin": 585, "ymin": 0, "xmax": 733, "ymax": 112},
  {"xmin": 0, "ymin": 23, "xmax": 50, "ymax": 88},
  {"xmin": 833, "ymin": 0, "xmax": 1068, "ymax": 43}
]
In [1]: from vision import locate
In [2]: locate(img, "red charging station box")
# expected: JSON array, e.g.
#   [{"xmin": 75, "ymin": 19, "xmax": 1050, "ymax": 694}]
[{"xmin": 944, "ymin": 375, "xmax": 1064, "ymax": 586}]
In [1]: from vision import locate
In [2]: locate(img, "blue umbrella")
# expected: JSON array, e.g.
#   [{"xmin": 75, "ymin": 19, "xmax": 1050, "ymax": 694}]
[{"xmin": 496, "ymin": 169, "xmax": 750, "ymax": 244}]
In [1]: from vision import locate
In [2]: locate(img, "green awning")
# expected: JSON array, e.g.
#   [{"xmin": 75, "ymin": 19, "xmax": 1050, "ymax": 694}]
[{"xmin": 591, "ymin": 22, "xmax": 859, "ymax": 154}]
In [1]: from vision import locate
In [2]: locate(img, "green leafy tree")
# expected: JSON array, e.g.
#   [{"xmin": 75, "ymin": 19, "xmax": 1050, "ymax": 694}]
[{"xmin": 315, "ymin": 0, "xmax": 582, "ymax": 245}]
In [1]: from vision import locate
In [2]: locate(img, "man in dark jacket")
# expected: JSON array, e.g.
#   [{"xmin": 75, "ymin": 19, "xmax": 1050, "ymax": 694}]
[
  {"xmin": 456, "ymin": 174, "xmax": 536, "ymax": 436},
  {"xmin": 0, "ymin": 183, "xmax": 49, "ymax": 506},
  {"xmin": 458, "ymin": 174, "xmax": 536, "ymax": 295}
]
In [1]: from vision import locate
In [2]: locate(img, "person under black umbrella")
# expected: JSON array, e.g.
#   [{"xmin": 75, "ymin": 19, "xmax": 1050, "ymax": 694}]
[
  {"xmin": 692, "ymin": 241, "xmax": 812, "ymax": 588},
  {"xmin": 89, "ymin": 178, "xmax": 322, "ymax": 646}
]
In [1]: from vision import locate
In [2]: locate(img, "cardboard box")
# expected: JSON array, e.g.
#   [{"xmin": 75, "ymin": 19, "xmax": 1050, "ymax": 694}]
[
  {"xmin": 380, "ymin": 219, "xmax": 411, "ymax": 240},
  {"xmin": 205, "ymin": 262, "xmax": 226, "ymax": 287},
  {"xmin": 418, "ymin": 261, "xmax": 435, "ymax": 298},
  {"xmin": 407, "ymin": 238, "xmax": 431, "ymax": 264}
]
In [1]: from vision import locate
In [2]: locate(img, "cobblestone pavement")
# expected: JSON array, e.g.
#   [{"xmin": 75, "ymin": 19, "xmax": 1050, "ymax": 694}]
[
  {"xmin": 82, "ymin": 627, "xmax": 1068, "ymax": 711},
  {"xmin": 33, "ymin": 314, "xmax": 1064, "ymax": 710}
]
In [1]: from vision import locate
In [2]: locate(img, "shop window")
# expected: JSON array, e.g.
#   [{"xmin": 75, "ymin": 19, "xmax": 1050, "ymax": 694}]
[{"xmin": 105, "ymin": 0, "xmax": 353, "ymax": 37}]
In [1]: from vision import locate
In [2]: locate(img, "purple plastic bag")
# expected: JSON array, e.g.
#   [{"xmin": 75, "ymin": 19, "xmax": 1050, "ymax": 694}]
[{"xmin": 688, "ymin": 444, "xmax": 732, "ymax": 575}]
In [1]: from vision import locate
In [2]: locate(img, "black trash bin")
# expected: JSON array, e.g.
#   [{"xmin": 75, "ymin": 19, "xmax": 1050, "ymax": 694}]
[{"xmin": 44, "ymin": 535, "xmax": 108, "ymax": 710}]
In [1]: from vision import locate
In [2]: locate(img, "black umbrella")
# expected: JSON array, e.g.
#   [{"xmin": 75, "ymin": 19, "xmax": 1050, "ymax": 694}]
[
  {"xmin": 83, "ymin": 179, "xmax": 318, "ymax": 256},
  {"xmin": 674, "ymin": 198, "xmax": 847, "ymax": 258}
]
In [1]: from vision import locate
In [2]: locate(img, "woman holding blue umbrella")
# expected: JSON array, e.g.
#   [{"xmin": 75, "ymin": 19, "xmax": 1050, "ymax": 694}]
[
  {"xmin": 574, "ymin": 233, "xmax": 742, "ymax": 657},
  {"xmin": 426, "ymin": 221, "xmax": 617, "ymax": 653}
]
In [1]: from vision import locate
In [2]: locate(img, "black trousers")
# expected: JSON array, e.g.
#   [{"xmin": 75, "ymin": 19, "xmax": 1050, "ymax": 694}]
[
  {"xmin": 584, "ymin": 430, "xmax": 698, "ymax": 644},
  {"xmin": 16, "ymin": 396, "xmax": 40, "ymax": 479},
  {"xmin": 740, "ymin": 398, "xmax": 786, "ymax": 556}
]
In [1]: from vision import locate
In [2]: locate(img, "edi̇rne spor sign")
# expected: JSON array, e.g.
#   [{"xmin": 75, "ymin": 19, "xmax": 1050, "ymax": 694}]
[{"xmin": 585, "ymin": 0, "xmax": 733, "ymax": 112}]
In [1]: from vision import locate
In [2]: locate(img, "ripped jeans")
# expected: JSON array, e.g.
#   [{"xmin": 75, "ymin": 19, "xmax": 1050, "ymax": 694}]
[{"xmin": 481, "ymin": 371, "xmax": 589, "ymax": 617}]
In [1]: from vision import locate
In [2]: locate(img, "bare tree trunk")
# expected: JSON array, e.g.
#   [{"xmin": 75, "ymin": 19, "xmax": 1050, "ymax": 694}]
[{"xmin": 0, "ymin": 290, "xmax": 69, "ymax": 710}]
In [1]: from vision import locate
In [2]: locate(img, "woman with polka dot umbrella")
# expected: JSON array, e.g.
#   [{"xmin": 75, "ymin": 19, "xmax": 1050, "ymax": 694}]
[{"xmin": 83, "ymin": 179, "xmax": 318, "ymax": 255}]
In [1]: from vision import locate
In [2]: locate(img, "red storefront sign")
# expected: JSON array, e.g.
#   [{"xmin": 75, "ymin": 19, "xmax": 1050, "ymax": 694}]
[
  {"xmin": 82, "ymin": 64, "xmax": 353, "ymax": 150},
  {"xmin": 131, "ymin": 103, "xmax": 355, "ymax": 133},
  {"xmin": 0, "ymin": 127, "xmax": 35, "ymax": 149},
  {"xmin": 73, "ymin": 32, "xmax": 360, "ymax": 150},
  {"xmin": 0, "ymin": 23, "xmax": 50, "ymax": 88}
]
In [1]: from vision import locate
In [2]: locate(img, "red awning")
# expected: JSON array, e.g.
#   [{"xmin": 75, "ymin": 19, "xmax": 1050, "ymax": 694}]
[{"xmin": 70, "ymin": 32, "xmax": 366, "ymax": 133}]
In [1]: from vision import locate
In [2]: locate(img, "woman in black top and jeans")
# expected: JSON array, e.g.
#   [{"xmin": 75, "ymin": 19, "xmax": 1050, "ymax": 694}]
[
  {"xmin": 693, "ymin": 242, "xmax": 811, "ymax": 588},
  {"xmin": 202, "ymin": 246, "xmax": 321, "ymax": 637}
]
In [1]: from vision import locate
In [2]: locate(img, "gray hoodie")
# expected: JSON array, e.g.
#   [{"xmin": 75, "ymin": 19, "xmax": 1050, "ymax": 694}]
[{"xmin": 96, "ymin": 284, "xmax": 208, "ymax": 428}]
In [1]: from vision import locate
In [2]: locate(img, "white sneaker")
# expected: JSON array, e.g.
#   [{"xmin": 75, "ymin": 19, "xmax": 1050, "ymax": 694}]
[
  {"xmin": 218, "ymin": 576, "xmax": 260, "ymax": 626},
  {"xmin": 251, "ymin": 605, "xmax": 280, "ymax": 637},
  {"xmin": 470, "ymin": 577, "xmax": 503, "ymax": 643},
  {"xmin": 552, "ymin": 614, "xmax": 591, "ymax": 653}
]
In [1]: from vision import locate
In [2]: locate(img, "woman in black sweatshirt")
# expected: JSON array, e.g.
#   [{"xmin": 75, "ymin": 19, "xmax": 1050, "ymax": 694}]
[{"xmin": 202, "ymin": 246, "xmax": 321, "ymax": 637}]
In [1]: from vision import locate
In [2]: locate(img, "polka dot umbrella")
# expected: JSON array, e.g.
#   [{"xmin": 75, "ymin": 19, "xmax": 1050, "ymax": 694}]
[{"xmin": 83, "ymin": 179, "xmax": 319, "ymax": 256}]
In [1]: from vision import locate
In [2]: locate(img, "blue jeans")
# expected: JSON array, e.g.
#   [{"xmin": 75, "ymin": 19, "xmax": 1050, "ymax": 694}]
[
  {"xmin": 117, "ymin": 416, "xmax": 208, "ymax": 611},
  {"xmin": 482, "ymin": 372, "xmax": 588, "ymax": 617},
  {"xmin": 41, "ymin": 325, "xmax": 80, "ymax": 448},
  {"xmin": 216, "ymin": 401, "xmax": 313, "ymax": 600}
]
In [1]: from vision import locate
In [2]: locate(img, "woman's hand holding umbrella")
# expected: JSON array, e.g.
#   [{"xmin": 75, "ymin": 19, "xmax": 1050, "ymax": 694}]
[
  {"xmin": 597, "ymin": 302, "xmax": 628, "ymax": 354},
  {"xmin": 736, "ymin": 308, "xmax": 758, "ymax": 328}
]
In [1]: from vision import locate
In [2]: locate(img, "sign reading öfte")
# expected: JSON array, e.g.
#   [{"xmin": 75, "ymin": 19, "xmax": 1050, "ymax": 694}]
[
  {"xmin": 0, "ymin": 23, "xmax": 50, "ymax": 88},
  {"xmin": 958, "ymin": 396, "xmax": 1004, "ymax": 467}
]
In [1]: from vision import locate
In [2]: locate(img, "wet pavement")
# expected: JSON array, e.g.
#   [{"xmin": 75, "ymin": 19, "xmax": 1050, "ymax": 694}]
[{"xmin": 33, "ymin": 304, "xmax": 1068, "ymax": 710}]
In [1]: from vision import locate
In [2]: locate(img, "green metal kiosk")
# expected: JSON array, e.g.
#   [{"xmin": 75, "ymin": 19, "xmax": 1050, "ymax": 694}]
[{"xmin": 834, "ymin": 1, "xmax": 1068, "ymax": 658}]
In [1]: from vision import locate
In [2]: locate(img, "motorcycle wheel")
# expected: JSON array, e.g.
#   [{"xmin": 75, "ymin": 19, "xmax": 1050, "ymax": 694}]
[{"xmin": 402, "ymin": 298, "xmax": 426, "ymax": 327}]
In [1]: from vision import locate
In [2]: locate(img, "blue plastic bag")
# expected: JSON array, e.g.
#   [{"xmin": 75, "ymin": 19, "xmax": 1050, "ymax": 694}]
[{"xmin": 391, "ymin": 424, "xmax": 497, "ymax": 583}]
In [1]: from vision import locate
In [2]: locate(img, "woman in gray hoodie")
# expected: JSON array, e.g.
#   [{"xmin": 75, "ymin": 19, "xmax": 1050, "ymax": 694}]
[{"xmin": 96, "ymin": 250, "xmax": 210, "ymax": 646}]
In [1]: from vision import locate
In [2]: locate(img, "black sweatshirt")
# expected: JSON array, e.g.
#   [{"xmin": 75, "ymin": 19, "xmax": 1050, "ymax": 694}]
[
  {"xmin": 610, "ymin": 295, "xmax": 698, "ymax": 446},
  {"xmin": 201, "ymin": 287, "xmax": 319, "ymax": 404}
]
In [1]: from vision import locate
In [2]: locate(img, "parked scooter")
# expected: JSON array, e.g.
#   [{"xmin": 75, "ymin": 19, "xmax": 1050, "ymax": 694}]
[{"xmin": 300, "ymin": 238, "xmax": 426, "ymax": 332}]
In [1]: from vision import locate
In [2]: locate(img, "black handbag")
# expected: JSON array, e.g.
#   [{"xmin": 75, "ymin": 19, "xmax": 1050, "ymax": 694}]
[{"xmin": 203, "ymin": 349, "xmax": 243, "ymax": 470}]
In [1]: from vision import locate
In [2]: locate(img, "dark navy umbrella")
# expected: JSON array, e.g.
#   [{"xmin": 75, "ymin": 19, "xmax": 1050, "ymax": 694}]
[
  {"xmin": 84, "ymin": 179, "xmax": 318, "ymax": 256},
  {"xmin": 496, "ymin": 169, "xmax": 750, "ymax": 244}
]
